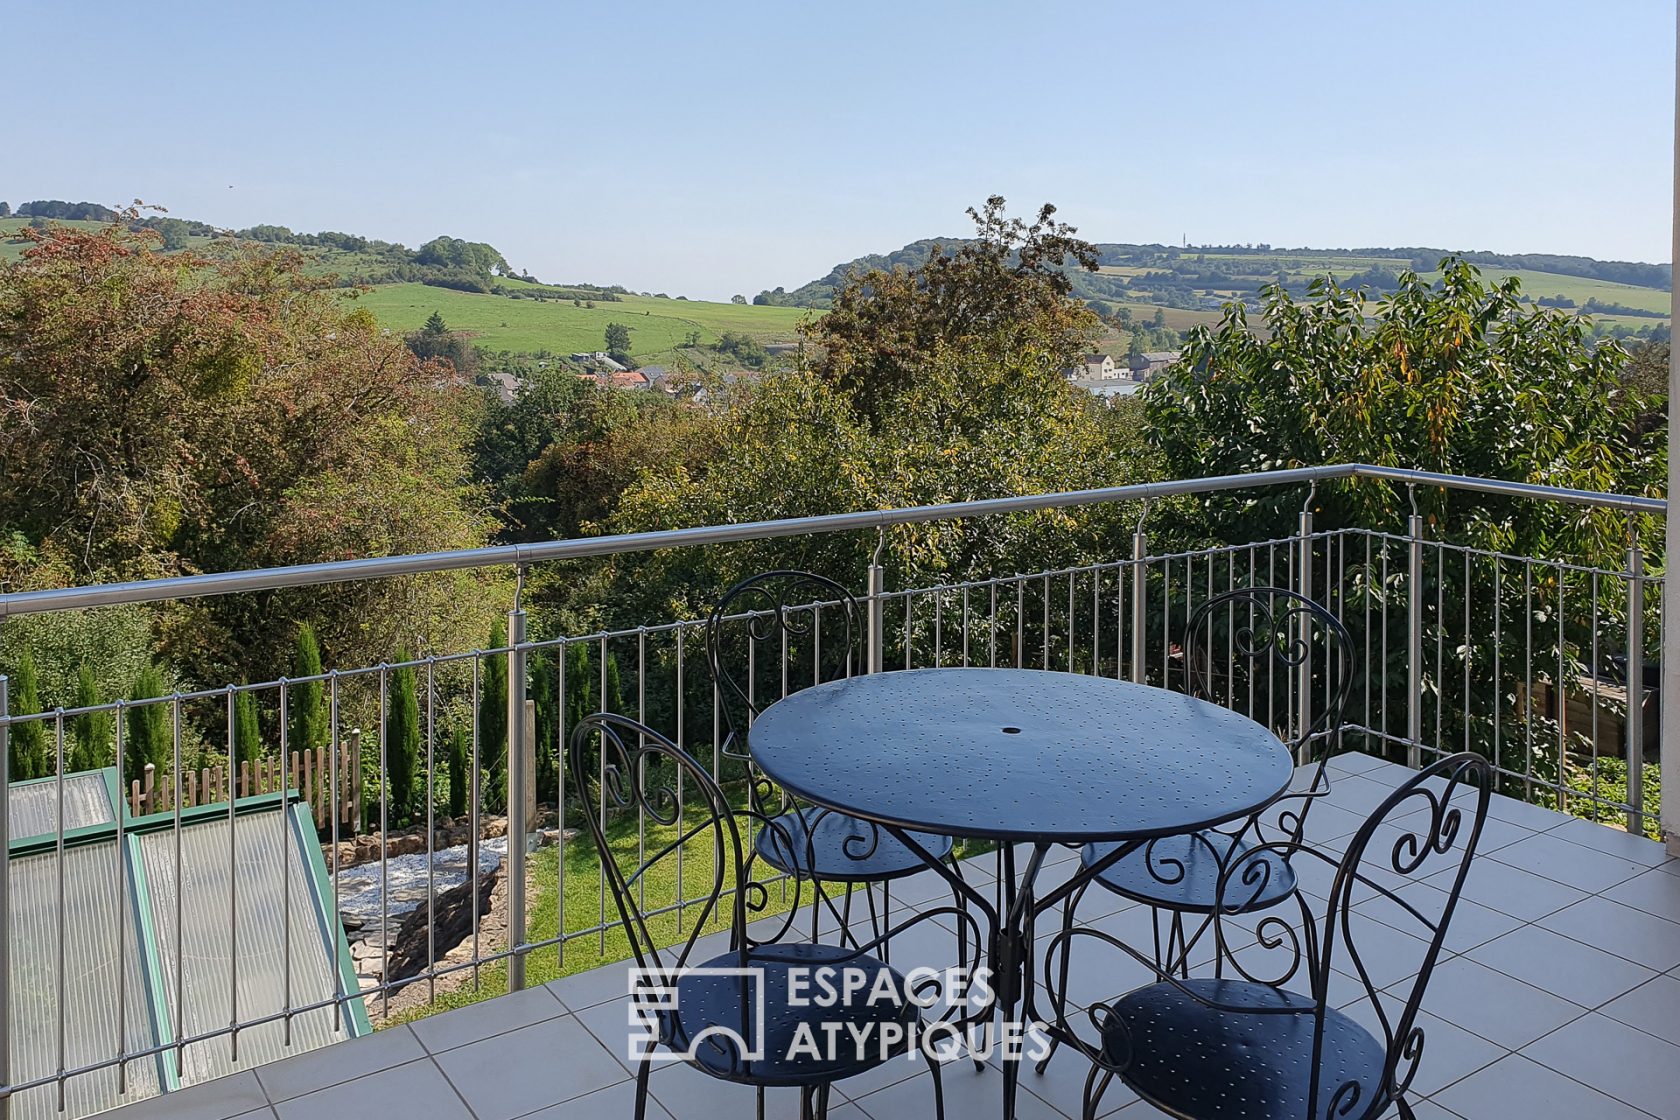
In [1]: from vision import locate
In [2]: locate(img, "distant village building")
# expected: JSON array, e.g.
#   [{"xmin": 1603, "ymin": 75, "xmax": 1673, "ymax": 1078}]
[
  {"xmin": 568, "ymin": 351, "xmax": 628, "ymax": 373},
  {"xmin": 484, "ymin": 370, "xmax": 518, "ymax": 404},
  {"xmin": 1083, "ymin": 354, "xmax": 1117, "ymax": 380},
  {"xmin": 1129, "ymin": 350, "xmax": 1182, "ymax": 380},
  {"xmin": 1070, "ymin": 378, "xmax": 1143, "ymax": 403}
]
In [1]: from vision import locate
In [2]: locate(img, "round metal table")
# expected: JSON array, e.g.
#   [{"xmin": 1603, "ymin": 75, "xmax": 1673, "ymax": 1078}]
[{"xmin": 748, "ymin": 668, "xmax": 1294, "ymax": 1119}]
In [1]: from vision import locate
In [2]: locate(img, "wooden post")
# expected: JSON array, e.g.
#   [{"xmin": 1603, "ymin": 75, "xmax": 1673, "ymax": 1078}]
[
  {"xmin": 349, "ymin": 730, "xmax": 363, "ymax": 833},
  {"xmin": 143, "ymin": 763, "xmax": 155, "ymax": 815}
]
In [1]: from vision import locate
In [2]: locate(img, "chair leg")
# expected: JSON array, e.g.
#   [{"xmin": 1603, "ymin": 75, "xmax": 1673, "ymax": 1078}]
[
  {"xmin": 632, "ymin": 1059, "xmax": 653, "ymax": 1120},
  {"xmin": 1081, "ymin": 1066, "xmax": 1113, "ymax": 1120},
  {"xmin": 757, "ymin": 1085, "xmax": 766, "ymax": 1120},
  {"xmin": 881, "ymin": 879, "xmax": 892, "ymax": 964},
  {"xmin": 799, "ymin": 1085, "xmax": 813, "ymax": 1120},
  {"xmin": 928, "ymin": 1045, "xmax": 947, "ymax": 1120},
  {"xmin": 811, "ymin": 885, "xmax": 821, "ymax": 943},
  {"xmin": 816, "ymin": 1083, "xmax": 832, "ymax": 1120},
  {"xmin": 1395, "ymin": 1098, "xmax": 1418, "ymax": 1120},
  {"xmin": 1036, "ymin": 881, "xmax": 1086, "ymax": 1075}
]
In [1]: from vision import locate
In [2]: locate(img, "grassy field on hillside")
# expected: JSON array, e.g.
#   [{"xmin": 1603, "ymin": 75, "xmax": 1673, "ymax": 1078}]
[{"xmin": 349, "ymin": 284, "xmax": 812, "ymax": 359}]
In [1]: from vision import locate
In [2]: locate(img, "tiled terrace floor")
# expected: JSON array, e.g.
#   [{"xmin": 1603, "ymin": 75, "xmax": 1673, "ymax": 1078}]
[{"xmin": 107, "ymin": 753, "xmax": 1680, "ymax": 1120}]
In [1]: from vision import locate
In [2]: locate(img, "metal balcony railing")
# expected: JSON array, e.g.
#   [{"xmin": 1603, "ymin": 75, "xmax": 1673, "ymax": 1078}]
[{"xmin": 0, "ymin": 463, "xmax": 1669, "ymax": 1118}]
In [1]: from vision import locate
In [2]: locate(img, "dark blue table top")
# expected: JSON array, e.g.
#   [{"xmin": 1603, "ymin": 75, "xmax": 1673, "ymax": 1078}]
[{"xmin": 747, "ymin": 668, "xmax": 1293, "ymax": 843}]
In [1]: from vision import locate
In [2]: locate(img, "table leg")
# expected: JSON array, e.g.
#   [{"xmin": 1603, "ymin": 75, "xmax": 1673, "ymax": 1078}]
[{"xmin": 994, "ymin": 842, "xmax": 1049, "ymax": 1120}]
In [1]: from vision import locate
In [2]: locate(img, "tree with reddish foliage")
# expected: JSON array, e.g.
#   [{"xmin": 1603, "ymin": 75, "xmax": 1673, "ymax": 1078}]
[{"xmin": 0, "ymin": 211, "xmax": 501, "ymax": 689}]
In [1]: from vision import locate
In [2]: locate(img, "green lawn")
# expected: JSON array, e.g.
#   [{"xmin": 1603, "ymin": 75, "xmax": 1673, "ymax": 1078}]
[
  {"xmin": 383, "ymin": 797, "xmax": 990, "ymax": 1027},
  {"xmin": 350, "ymin": 283, "xmax": 812, "ymax": 359}
]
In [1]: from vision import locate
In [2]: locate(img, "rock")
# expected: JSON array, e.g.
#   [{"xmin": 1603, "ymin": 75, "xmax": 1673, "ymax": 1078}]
[
  {"xmin": 340, "ymin": 911, "xmax": 364, "ymax": 932},
  {"xmin": 384, "ymin": 866, "xmax": 500, "ymax": 985}
]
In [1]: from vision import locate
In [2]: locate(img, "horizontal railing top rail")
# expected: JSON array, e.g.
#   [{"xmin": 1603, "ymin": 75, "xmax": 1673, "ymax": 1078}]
[{"xmin": 0, "ymin": 463, "xmax": 1664, "ymax": 619}]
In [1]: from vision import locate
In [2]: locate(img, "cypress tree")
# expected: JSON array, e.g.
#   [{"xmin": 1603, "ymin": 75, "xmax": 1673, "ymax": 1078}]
[
  {"xmin": 233, "ymin": 689, "xmax": 262, "ymax": 766},
  {"xmin": 447, "ymin": 724, "xmax": 468, "ymax": 818},
  {"xmin": 125, "ymin": 664, "xmax": 172, "ymax": 786},
  {"xmin": 386, "ymin": 654, "xmax": 420, "ymax": 827},
  {"xmin": 477, "ymin": 620, "xmax": 508, "ymax": 811},
  {"xmin": 8, "ymin": 649, "xmax": 46, "ymax": 779},
  {"xmin": 289, "ymin": 623, "xmax": 327, "ymax": 760},
  {"xmin": 71, "ymin": 662, "xmax": 110, "ymax": 772}
]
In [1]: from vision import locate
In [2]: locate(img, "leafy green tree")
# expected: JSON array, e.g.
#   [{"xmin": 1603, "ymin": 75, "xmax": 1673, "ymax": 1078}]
[
  {"xmin": 386, "ymin": 654, "xmax": 420, "ymax": 826},
  {"xmin": 70, "ymin": 662, "xmax": 109, "ymax": 772},
  {"xmin": 0, "ymin": 202, "xmax": 10, "ymax": 218},
  {"xmin": 423, "ymin": 310, "xmax": 448, "ymax": 336},
  {"xmin": 289, "ymin": 623, "xmax": 327, "ymax": 760},
  {"xmin": 233, "ymin": 688, "xmax": 262, "ymax": 765},
  {"xmin": 1143, "ymin": 260, "xmax": 1659, "ymax": 539},
  {"xmin": 805, "ymin": 195, "xmax": 1101, "ymax": 425},
  {"xmin": 7, "ymin": 649, "xmax": 46, "ymax": 779},
  {"xmin": 604, "ymin": 322, "xmax": 633, "ymax": 354},
  {"xmin": 730, "ymin": 294, "xmax": 747, "ymax": 305},
  {"xmin": 125, "ymin": 665, "xmax": 172, "ymax": 784}
]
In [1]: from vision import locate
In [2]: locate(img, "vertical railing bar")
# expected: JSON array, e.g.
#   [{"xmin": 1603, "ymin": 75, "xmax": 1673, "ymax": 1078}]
[
  {"xmin": 597, "ymin": 638, "xmax": 607, "ymax": 955},
  {"xmin": 173, "ymin": 693, "xmax": 187, "ymax": 1061},
  {"xmin": 1407, "ymin": 512, "xmax": 1424, "ymax": 770},
  {"xmin": 558, "ymin": 639, "xmax": 570, "ymax": 967},
  {"xmin": 471, "ymin": 654, "xmax": 484, "ymax": 987},
  {"xmin": 226, "ymin": 685, "xmax": 240, "ymax": 1058},
  {"xmin": 328, "ymin": 672, "xmax": 343, "ymax": 1029},
  {"xmin": 1493, "ymin": 556, "xmax": 1503, "ymax": 792},
  {"xmin": 0, "ymin": 666, "xmax": 7, "ymax": 1120},
  {"xmin": 1042, "ymin": 573, "xmax": 1051, "ymax": 671},
  {"xmin": 1557, "ymin": 565, "xmax": 1568, "ymax": 812},
  {"xmin": 1524, "ymin": 561, "xmax": 1535, "ymax": 804},
  {"xmin": 1462, "ymin": 551, "xmax": 1472, "ymax": 761},
  {"xmin": 114, "ymin": 695, "xmax": 129, "ymax": 1092},
  {"xmin": 377, "ymin": 667, "xmax": 389, "ymax": 1015},
  {"xmin": 967, "ymin": 587, "xmax": 981, "ymax": 664},
  {"xmin": 1627, "ymin": 539, "xmax": 1646, "ymax": 833},
  {"xmin": 55, "ymin": 710, "xmax": 66, "ymax": 1111},
  {"xmin": 280, "ymin": 676, "xmax": 294, "ymax": 1046},
  {"xmin": 424, "ymin": 661, "xmax": 436, "ymax": 1006},
  {"xmin": 1591, "ymin": 570, "xmax": 1602, "ymax": 819},
  {"xmin": 674, "ymin": 628, "xmax": 685, "ymax": 931}
]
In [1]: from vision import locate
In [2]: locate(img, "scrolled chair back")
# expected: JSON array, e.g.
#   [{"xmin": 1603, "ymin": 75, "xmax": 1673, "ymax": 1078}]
[
  {"xmin": 1211, "ymin": 752, "xmax": 1492, "ymax": 1119},
  {"xmin": 1185, "ymin": 585, "xmax": 1354, "ymax": 761},
  {"xmin": 567, "ymin": 712, "xmax": 817, "ymax": 983},
  {"xmin": 705, "ymin": 570, "xmax": 863, "ymax": 815}
]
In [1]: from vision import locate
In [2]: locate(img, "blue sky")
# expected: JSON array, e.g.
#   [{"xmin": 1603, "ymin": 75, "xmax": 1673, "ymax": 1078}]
[{"xmin": 6, "ymin": 0, "xmax": 1673, "ymax": 300}]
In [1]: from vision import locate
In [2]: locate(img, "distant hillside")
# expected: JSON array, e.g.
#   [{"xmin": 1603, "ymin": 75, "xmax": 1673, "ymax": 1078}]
[
  {"xmin": 758, "ymin": 239, "xmax": 1672, "ymax": 342},
  {"xmin": 0, "ymin": 203, "xmax": 812, "ymax": 363}
]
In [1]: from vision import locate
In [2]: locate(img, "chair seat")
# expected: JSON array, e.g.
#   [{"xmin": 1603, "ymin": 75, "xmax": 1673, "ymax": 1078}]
[
  {"xmin": 661, "ymin": 943, "xmax": 919, "ymax": 1085},
  {"xmin": 1083, "ymin": 831, "xmax": 1297, "ymax": 914},
  {"xmin": 1103, "ymin": 978, "xmax": 1388, "ymax": 1120},
  {"xmin": 756, "ymin": 807, "xmax": 954, "ymax": 882}
]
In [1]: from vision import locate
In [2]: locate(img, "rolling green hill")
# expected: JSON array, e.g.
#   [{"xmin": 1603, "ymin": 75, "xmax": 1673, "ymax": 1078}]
[
  {"xmin": 351, "ymin": 283, "xmax": 811, "ymax": 360},
  {"xmin": 760, "ymin": 240, "xmax": 1672, "ymax": 342}
]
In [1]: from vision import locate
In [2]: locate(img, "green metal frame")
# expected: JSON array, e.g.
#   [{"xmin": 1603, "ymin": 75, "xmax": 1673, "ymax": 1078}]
[
  {"xmin": 294, "ymin": 802, "xmax": 373, "ymax": 1037},
  {"xmin": 5, "ymin": 765, "xmax": 369, "ymax": 1105}
]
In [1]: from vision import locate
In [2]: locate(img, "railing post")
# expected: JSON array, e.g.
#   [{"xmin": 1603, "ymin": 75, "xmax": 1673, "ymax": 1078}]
[
  {"xmin": 1665, "ymin": 0, "xmax": 1680, "ymax": 857},
  {"xmin": 1297, "ymin": 504, "xmax": 1314, "ymax": 758},
  {"xmin": 1627, "ymin": 542, "xmax": 1646, "ymax": 834},
  {"xmin": 1130, "ymin": 514, "xmax": 1148, "ymax": 685},
  {"xmin": 1, "ymin": 666, "xmax": 10, "ymax": 1120},
  {"xmin": 867, "ymin": 532, "xmax": 885, "ymax": 675},
  {"xmin": 506, "ymin": 578, "xmax": 529, "ymax": 992},
  {"xmin": 1407, "ymin": 512, "xmax": 1425, "ymax": 770}
]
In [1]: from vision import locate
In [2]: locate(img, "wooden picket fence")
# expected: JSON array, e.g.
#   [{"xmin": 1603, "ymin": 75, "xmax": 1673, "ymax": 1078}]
[{"xmin": 127, "ymin": 734, "xmax": 363, "ymax": 832}]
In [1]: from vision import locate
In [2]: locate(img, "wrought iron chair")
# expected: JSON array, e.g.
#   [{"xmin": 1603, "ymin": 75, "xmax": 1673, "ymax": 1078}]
[
  {"xmin": 1064, "ymin": 587, "xmax": 1355, "ymax": 977},
  {"xmin": 1044, "ymin": 753, "xmax": 1492, "ymax": 1120},
  {"xmin": 707, "ymin": 570, "xmax": 968, "ymax": 950},
  {"xmin": 570, "ymin": 712, "xmax": 979, "ymax": 1120}
]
